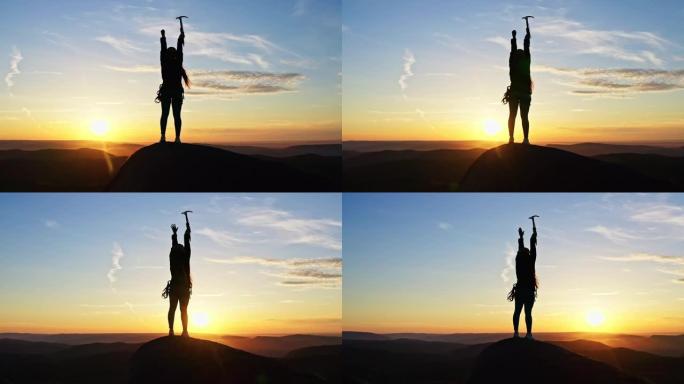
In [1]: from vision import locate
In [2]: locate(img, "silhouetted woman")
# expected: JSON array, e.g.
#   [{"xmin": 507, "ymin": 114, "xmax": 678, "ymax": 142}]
[
  {"xmin": 503, "ymin": 22, "xmax": 532, "ymax": 144},
  {"xmin": 157, "ymin": 20, "xmax": 190, "ymax": 143},
  {"xmin": 508, "ymin": 217, "xmax": 538, "ymax": 339},
  {"xmin": 162, "ymin": 214, "xmax": 191, "ymax": 337}
]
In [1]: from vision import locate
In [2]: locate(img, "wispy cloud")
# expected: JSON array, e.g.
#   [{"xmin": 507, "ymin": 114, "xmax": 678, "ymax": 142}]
[
  {"xmin": 196, "ymin": 227, "xmax": 246, "ymax": 247},
  {"xmin": 5, "ymin": 46, "xmax": 23, "ymax": 94},
  {"xmin": 103, "ymin": 64, "xmax": 157, "ymax": 73},
  {"xmin": 205, "ymin": 256, "xmax": 341, "ymax": 268},
  {"xmin": 95, "ymin": 35, "xmax": 145, "ymax": 54},
  {"xmin": 189, "ymin": 70, "xmax": 306, "ymax": 97},
  {"xmin": 536, "ymin": 66, "xmax": 684, "ymax": 96},
  {"xmin": 501, "ymin": 242, "xmax": 515, "ymax": 283},
  {"xmin": 206, "ymin": 255, "xmax": 341, "ymax": 288},
  {"xmin": 399, "ymin": 49, "xmax": 415, "ymax": 95},
  {"xmin": 533, "ymin": 17, "xmax": 668, "ymax": 65},
  {"xmin": 237, "ymin": 208, "xmax": 341, "ymax": 250},
  {"xmin": 485, "ymin": 36, "xmax": 509, "ymax": 50},
  {"xmin": 437, "ymin": 222, "xmax": 452, "ymax": 231},
  {"xmin": 629, "ymin": 203, "xmax": 684, "ymax": 226},
  {"xmin": 43, "ymin": 219, "xmax": 59, "ymax": 229},
  {"xmin": 586, "ymin": 225, "xmax": 640, "ymax": 243},
  {"xmin": 601, "ymin": 253, "xmax": 684, "ymax": 266},
  {"xmin": 107, "ymin": 242, "xmax": 124, "ymax": 285}
]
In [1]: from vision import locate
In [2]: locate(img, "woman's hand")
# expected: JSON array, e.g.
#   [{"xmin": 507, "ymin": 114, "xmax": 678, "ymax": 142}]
[
  {"xmin": 518, "ymin": 227, "xmax": 524, "ymax": 238},
  {"xmin": 171, "ymin": 224, "xmax": 178, "ymax": 233},
  {"xmin": 512, "ymin": 30, "xmax": 517, "ymax": 38},
  {"xmin": 161, "ymin": 29, "xmax": 165, "ymax": 37}
]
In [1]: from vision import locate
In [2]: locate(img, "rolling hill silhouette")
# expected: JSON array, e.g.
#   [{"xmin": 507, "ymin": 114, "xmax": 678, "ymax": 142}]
[
  {"xmin": 129, "ymin": 336, "xmax": 322, "ymax": 384},
  {"xmin": 0, "ymin": 335, "xmax": 339, "ymax": 383},
  {"xmin": 108, "ymin": 142, "xmax": 340, "ymax": 191},
  {"xmin": 0, "ymin": 148, "xmax": 126, "ymax": 191},
  {"xmin": 344, "ymin": 148, "xmax": 486, "ymax": 191},
  {"xmin": 459, "ymin": 144, "xmax": 672, "ymax": 191},
  {"xmin": 467, "ymin": 338, "xmax": 645, "ymax": 384},
  {"xmin": 343, "ymin": 334, "xmax": 682, "ymax": 384}
]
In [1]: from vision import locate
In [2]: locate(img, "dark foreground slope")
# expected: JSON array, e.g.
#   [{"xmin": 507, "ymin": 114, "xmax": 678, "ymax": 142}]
[
  {"xmin": 343, "ymin": 336, "xmax": 682, "ymax": 384},
  {"xmin": 467, "ymin": 338, "xmax": 645, "ymax": 384},
  {"xmin": 108, "ymin": 143, "xmax": 339, "ymax": 191},
  {"xmin": 0, "ymin": 336, "xmax": 339, "ymax": 383},
  {"xmin": 344, "ymin": 148, "xmax": 486, "ymax": 191},
  {"xmin": 460, "ymin": 144, "xmax": 671, "ymax": 192},
  {"xmin": 129, "ymin": 336, "xmax": 323, "ymax": 384},
  {"xmin": 0, "ymin": 148, "xmax": 126, "ymax": 191}
]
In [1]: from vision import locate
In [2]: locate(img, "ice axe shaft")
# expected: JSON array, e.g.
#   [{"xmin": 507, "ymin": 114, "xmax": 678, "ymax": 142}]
[
  {"xmin": 522, "ymin": 15, "xmax": 534, "ymax": 29},
  {"xmin": 181, "ymin": 210, "xmax": 192, "ymax": 222}
]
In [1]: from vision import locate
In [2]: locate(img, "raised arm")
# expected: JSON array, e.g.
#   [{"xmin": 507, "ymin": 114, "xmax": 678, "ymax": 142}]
[
  {"xmin": 524, "ymin": 25, "xmax": 530, "ymax": 54},
  {"xmin": 171, "ymin": 224, "xmax": 179, "ymax": 247},
  {"xmin": 518, "ymin": 227, "xmax": 525, "ymax": 252},
  {"xmin": 183, "ymin": 216, "xmax": 191, "ymax": 257},
  {"xmin": 177, "ymin": 20, "xmax": 185, "ymax": 63},
  {"xmin": 511, "ymin": 30, "xmax": 518, "ymax": 53},
  {"xmin": 530, "ymin": 220, "xmax": 537, "ymax": 261},
  {"xmin": 160, "ymin": 29, "xmax": 167, "ymax": 52}
]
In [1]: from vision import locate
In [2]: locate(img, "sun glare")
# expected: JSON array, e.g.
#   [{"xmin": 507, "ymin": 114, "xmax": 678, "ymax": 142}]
[
  {"xmin": 483, "ymin": 118, "xmax": 502, "ymax": 136},
  {"xmin": 586, "ymin": 310, "xmax": 605, "ymax": 327},
  {"xmin": 90, "ymin": 120, "xmax": 110, "ymax": 137},
  {"xmin": 191, "ymin": 312, "xmax": 210, "ymax": 328}
]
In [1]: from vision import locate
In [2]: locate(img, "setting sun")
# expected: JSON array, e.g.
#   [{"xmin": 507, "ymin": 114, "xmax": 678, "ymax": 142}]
[
  {"xmin": 483, "ymin": 119, "xmax": 502, "ymax": 136},
  {"xmin": 586, "ymin": 310, "xmax": 605, "ymax": 327},
  {"xmin": 90, "ymin": 120, "xmax": 110, "ymax": 137},
  {"xmin": 191, "ymin": 312, "xmax": 210, "ymax": 328}
]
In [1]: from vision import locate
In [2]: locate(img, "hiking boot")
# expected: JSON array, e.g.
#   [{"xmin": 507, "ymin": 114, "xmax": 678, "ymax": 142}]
[
  {"xmin": 160, "ymin": 135, "xmax": 166, "ymax": 143},
  {"xmin": 175, "ymin": 137, "xmax": 181, "ymax": 144},
  {"xmin": 523, "ymin": 138, "xmax": 530, "ymax": 145}
]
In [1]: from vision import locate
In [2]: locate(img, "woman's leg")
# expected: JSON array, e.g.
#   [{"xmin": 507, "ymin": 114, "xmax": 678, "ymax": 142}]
[
  {"xmin": 524, "ymin": 298, "xmax": 535, "ymax": 338},
  {"xmin": 172, "ymin": 96, "xmax": 183, "ymax": 143},
  {"xmin": 160, "ymin": 98, "xmax": 171, "ymax": 142},
  {"xmin": 520, "ymin": 97, "xmax": 531, "ymax": 144},
  {"xmin": 179, "ymin": 291, "xmax": 190, "ymax": 336},
  {"xmin": 513, "ymin": 296, "xmax": 523, "ymax": 337},
  {"xmin": 168, "ymin": 293, "xmax": 179, "ymax": 335},
  {"xmin": 508, "ymin": 97, "xmax": 519, "ymax": 144}
]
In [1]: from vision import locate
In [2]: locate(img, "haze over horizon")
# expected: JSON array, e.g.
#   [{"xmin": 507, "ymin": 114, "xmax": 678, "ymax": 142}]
[
  {"xmin": 0, "ymin": 194, "xmax": 341, "ymax": 335},
  {"xmin": 343, "ymin": 0, "xmax": 684, "ymax": 143},
  {"xmin": 343, "ymin": 193, "xmax": 684, "ymax": 334},
  {"xmin": 1, "ymin": 0, "xmax": 340, "ymax": 144}
]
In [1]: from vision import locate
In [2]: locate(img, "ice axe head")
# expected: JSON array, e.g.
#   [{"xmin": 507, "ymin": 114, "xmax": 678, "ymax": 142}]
[
  {"xmin": 181, "ymin": 210, "xmax": 193, "ymax": 218},
  {"xmin": 529, "ymin": 215, "xmax": 539, "ymax": 220},
  {"xmin": 522, "ymin": 15, "xmax": 535, "ymax": 21},
  {"xmin": 176, "ymin": 16, "xmax": 188, "ymax": 21}
]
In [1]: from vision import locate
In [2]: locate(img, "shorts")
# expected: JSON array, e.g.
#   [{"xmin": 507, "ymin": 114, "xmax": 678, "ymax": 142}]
[{"xmin": 156, "ymin": 85, "xmax": 184, "ymax": 104}]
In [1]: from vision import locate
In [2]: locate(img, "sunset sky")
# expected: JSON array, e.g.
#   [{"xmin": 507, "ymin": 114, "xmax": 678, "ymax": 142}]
[
  {"xmin": 1, "ymin": 0, "xmax": 340, "ymax": 144},
  {"xmin": 344, "ymin": 193, "xmax": 684, "ymax": 334},
  {"xmin": 343, "ymin": 0, "xmax": 684, "ymax": 143},
  {"xmin": 0, "ymin": 193, "xmax": 341, "ymax": 335}
]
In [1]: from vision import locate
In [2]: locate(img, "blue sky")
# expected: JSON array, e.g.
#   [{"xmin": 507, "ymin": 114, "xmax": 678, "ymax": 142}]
[
  {"xmin": 343, "ymin": 0, "xmax": 684, "ymax": 142},
  {"xmin": 0, "ymin": 193, "xmax": 341, "ymax": 334},
  {"xmin": 343, "ymin": 193, "xmax": 684, "ymax": 333},
  {"xmin": 1, "ymin": 0, "xmax": 340, "ymax": 143}
]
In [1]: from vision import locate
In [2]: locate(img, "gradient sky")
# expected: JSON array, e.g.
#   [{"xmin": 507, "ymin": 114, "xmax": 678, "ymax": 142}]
[
  {"xmin": 343, "ymin": 0, "xmax": 684, "ymax": 143},
  {"xmin": 0, "ymin": 193, "xmax": 341, "ymax": 335},
  {"xmin": 344, "ymin": 193, "xmax": 684, "ymax": 334},
  {"xmin": 1, "ymin": 0, "xmax": 340, "ymax": 144}
]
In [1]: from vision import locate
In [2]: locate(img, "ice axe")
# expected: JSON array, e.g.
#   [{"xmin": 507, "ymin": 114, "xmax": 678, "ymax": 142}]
[
  {"xmin": 176, "ymin": 16, "xmax": 188, "ymax": 32},
  {"xmin": 181, "ymin": 210, "xmax": 192, "ymax": 222},
  {"xmin": 529, "ymin": 214, "xmax": 539, "ymax": 227},
  {"xmin": 522, "ymin": 15, "xmax": 534, "ymax": 29}
]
